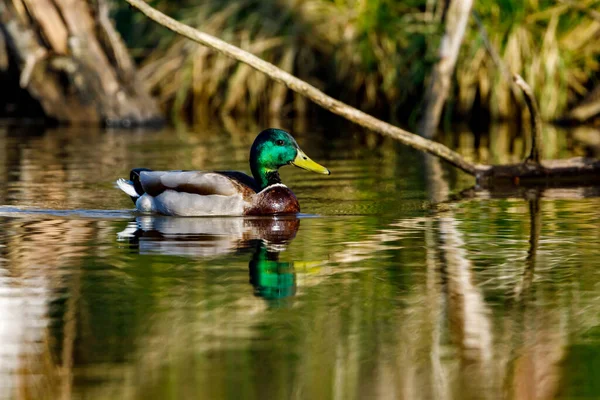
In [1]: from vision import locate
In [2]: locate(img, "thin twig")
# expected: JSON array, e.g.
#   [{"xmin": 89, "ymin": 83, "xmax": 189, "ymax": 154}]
[
  {"xmin": 124, "ymin": 0, "xmax": 478, "ymax": 175},
  {"xmin": 473, "ymin": 12, "xmax": 542, "ymax": 163},
  {"xmin": 513, "ymin": 74, "xmax": 543, "ymax": 164},
  {"xmin": 472, "ymin": 11, "xmax": 513, "ymax": 87}
]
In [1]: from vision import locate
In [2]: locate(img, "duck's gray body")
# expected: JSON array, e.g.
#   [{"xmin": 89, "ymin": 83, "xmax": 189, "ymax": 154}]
[
  {"xmin": 134, "ymin": 189, "xmax": 248, "ymax": 216},
  {"xmin": 116, "ymin": 170, "xmax": 299, "ymax": 216}
]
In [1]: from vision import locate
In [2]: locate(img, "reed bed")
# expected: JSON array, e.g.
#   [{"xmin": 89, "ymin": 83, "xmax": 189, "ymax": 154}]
[
  {"xmin": 114, "ymin": 0, "xmax": 600, "ymax": 124},
  {"xmin": 459, "ymin": 0, "xmax": 600, "ymax": 120}
]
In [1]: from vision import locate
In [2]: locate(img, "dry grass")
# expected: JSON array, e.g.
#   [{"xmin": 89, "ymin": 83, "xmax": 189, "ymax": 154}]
[
  {"xmin": 459, "ymin": 0, "xmax": 600, "ymax": 120},
  {"xmin": 135, "ymin": 0, "xmax": 435, "ymax": 123},
  {"xmin": 117, "ymin": 0, "xmax": 600, "ymax": 123}
]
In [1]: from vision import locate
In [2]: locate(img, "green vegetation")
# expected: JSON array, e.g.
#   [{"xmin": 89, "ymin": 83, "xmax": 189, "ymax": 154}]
[
  {"xmin": 114, "ymin": 0, "xmax": 599, "ymax": 124},
  {"xmin": 461, "ymin": 0, "xmax": 600, "ymax": 120}
]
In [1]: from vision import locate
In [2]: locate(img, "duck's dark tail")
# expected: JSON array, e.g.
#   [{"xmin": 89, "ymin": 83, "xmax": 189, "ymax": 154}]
[{"xmin": 116, "ymin": 168, "xmax": 152, "ymax": 205}]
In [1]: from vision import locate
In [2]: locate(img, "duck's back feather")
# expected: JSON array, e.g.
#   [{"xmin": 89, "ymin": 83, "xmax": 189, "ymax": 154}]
[
  {"xmin": 140, "ymin": 171, "xmax": 255, "ymax": 199},
  {"xmin": 215, "ymin": 171, "xmax": 260, "ymax": 192}
]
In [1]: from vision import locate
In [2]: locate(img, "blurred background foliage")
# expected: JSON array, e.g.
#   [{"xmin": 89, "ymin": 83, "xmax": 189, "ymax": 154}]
[{"xmin": 113, "ymin": 0, "xmax": 600, "ymax": 125}]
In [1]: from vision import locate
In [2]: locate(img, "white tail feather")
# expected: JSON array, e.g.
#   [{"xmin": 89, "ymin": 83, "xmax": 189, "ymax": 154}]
[{"xmin": 116, "ymin": 178, "xmax": 139, "ymax": 197}]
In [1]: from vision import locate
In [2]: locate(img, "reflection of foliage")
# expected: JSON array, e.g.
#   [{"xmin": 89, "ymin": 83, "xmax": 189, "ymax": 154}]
[
  {"xmin": 3, "ymin": 120, "xmax": 600, "ymax": 397},
  {"xmin": 49, "ymin": 200, "xmax": 600, "ymax": 399},
  {"xmin": 114, "ymin": 0, "xmax": 600, "ymax": 123},
  {"xmin": 4, "ymin": 111, "xmax": 600, "ymax": 397}
]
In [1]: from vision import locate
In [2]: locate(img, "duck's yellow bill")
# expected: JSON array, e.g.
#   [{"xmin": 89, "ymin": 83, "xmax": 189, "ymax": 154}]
[{"xmin": 292, "ymin": 149, "xmax": 330, "ymax": 175}]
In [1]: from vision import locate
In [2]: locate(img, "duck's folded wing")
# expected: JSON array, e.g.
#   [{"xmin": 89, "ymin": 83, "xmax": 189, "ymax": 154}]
[{"xmin": 140, "ymin": 171, "xmax": 242, "ymax": 197}]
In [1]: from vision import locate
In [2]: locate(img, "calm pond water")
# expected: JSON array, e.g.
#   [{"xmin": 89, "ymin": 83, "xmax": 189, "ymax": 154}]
[{"xmin": 0, "ymin": 120, "xmax": 599, "ymax": 400}]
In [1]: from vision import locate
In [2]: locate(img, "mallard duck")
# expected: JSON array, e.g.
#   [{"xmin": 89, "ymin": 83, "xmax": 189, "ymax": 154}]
[{"xmin": 116, "ymin": 128, "xmax": 330, "ymax": 216}]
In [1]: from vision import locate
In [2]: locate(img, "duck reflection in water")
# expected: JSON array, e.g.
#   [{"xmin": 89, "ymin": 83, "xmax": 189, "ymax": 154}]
[
  {"xmin": 249, "ymin": 244, "xmax": 295, "ymax": 300},
  {"xmin": 118, "ymin": 216, "xmax": 300, "ymax": 303}
]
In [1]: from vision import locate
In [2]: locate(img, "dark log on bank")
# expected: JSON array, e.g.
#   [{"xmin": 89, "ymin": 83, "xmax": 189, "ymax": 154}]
[
  {"xmin": 0, "ymin": 0, "xmax": 162, "ymax": 125},
  {"xmin": 476, "ymin": 157, "xmax": 600, "ymax": 185}
]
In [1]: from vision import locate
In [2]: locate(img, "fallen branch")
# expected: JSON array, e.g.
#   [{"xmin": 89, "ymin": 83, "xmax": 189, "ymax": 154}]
[
  {"xmin": 477, "ymin": 157, "xmax": 600, "ymax": 184},
  {"xmin": 124, "ymin": 0, "xmax": 477, "ymax": 176},
  {"xmin": 125, "ymin": 0, "xmax": 600, "ymax": 185}
]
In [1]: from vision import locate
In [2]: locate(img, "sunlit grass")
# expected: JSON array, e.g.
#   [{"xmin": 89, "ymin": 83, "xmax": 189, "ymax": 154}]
[
  {"xmin": 460, "ymin": 0, "xmax": 600, "ymax": 120},
  {"xmin": 113, "ymin": 0, "xmax": 600, "ymax": 123}
]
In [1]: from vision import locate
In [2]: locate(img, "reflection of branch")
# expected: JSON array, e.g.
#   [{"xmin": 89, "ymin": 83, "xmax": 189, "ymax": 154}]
[
  {"xmin": 424, "ymin": 155, "xmax": 450, "ymax": 204},
  {"xmin": 425, "ymin": 220, "xmax": 448, "ymax": 399},
  {"xmin": 424, "ymin": 140, "xmax": 451, "ymax": 398},
  {"xmin": 508, "ymin": 196, "xmax": 563, "ymax": 400},
  {"xmin": 513, "ymin": 196, "xmax": 541, "ymax": 301},
  {"xmin": 331, "ymin": 217, "xmax": 429, "ymax": 264},
  {"xmin": 61, "ymin": 273, "xmax": 80, "ymax": 400}
]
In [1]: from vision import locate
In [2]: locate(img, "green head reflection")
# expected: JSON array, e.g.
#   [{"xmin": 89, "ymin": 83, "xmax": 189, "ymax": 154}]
[
  {"xmin": 249, "ymin": 245, "xmax": 296, "ymax": 301},
  {"xmin": 245, "ymin": 217, "xmax": 299, "ymax": 304}
]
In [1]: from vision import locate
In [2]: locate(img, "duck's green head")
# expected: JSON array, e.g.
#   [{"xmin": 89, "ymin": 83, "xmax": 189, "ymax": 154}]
[{"xmin": 250, "ymin": 128, "xmax": 330, "ymax": 190}]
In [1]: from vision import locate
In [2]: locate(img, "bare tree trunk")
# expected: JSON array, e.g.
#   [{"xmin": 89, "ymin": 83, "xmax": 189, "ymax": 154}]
[
  {"xmin": 0, "ymin": 0, "xmax": 162, "ymax": 125},
  {"xmin": 419, "ymin": 0, "xmax": 473, "ymax": 139}
]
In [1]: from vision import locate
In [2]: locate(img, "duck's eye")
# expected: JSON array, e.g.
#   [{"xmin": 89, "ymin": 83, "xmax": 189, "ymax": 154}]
[{"xmin": 276, "ymin": 140, "xmax": 285, "ymax": 146}]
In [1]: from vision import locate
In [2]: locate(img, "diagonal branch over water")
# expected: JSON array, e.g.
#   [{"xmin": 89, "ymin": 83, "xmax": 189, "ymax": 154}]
[
  {"xmin": 123, "ymin": 0, "xmax": 478, "ymax": 176},
  {"xmin": 124, "ymin": 0, "xmax": 600, "ymax": 184}
]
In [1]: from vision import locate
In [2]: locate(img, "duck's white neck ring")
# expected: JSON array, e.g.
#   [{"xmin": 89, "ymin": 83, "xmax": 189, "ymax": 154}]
[{"xmin": 257, "ymin": 183, "xmax": 288, "ymax": 194}]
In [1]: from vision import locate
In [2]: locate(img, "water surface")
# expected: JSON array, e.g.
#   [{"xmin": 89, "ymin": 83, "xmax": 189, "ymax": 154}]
[{"xmin": 0, "ymin": 121, "xmax": 599, "ymax": 399}]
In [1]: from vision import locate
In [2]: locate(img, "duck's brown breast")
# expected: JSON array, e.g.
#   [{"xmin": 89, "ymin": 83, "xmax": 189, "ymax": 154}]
[{"xmin": 245, "ymin": 185, "xmax": 300, "ymax": 215}]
